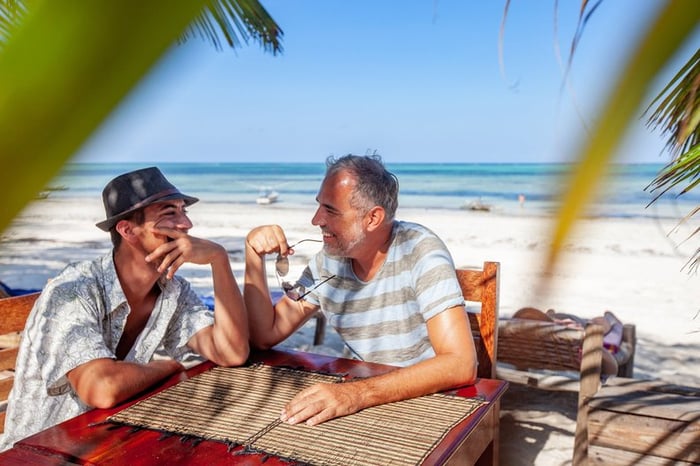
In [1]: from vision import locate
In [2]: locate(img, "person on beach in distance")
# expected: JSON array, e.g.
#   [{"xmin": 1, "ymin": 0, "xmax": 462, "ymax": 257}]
[
  {"xmin": 0, "ymin": 167, "xmax": 249, "ymax": 451},
  {"xmin": 244, "ymin": 154, "xmax": 478, "ymax": 426}
]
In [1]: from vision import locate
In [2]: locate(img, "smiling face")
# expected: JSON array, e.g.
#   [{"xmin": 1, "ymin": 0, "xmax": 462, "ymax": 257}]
[
  {"xmin": 129, "ymin": 199, "xmax": 193, "ymax": 254},
  {"xmin": 311, "ymin": 170, "xmax": 369, "ymax": 258}
]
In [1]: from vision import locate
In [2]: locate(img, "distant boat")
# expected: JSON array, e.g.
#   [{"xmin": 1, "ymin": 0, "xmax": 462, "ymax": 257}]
[{"xmin": 256, "ymin": 187, "xmax": 279, "ymax": 205}]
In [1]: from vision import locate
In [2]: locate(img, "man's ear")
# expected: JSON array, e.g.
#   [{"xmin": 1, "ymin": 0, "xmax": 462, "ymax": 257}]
[
  {"xmin": 364, "ymin": 206, "xmax": 386, "ymax": 231},
  {"xmin": 115, "ymin": 219, "xmax": 136, "ymax": 243}
]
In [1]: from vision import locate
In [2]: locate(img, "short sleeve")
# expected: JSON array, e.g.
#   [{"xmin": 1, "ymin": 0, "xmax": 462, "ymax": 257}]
[
  {"xmin": 410, "ymin": 233, "xmax": 465, "ymax": 321},
  {"xmin": 33, "ymin": 289, "xmax": 115, "ymax": 396}
]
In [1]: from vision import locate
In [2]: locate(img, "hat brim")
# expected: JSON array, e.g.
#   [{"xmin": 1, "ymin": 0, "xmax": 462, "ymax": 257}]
[{"xmin": 96, "ymin": 193, "xmax": 199, "ymax": 231}]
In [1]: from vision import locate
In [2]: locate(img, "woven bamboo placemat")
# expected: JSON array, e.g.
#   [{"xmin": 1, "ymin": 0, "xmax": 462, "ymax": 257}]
[{"xmin": 108, "ymin": 365, "xmax": 486, "ymax": 466}]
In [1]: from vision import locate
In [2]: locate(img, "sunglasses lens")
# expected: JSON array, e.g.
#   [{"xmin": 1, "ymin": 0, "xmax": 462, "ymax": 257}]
[{"xmin": 275, "ymin": 255, "xmax": 289, "ymax": 276}]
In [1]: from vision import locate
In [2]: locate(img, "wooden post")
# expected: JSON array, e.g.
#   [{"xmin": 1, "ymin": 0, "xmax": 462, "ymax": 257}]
[{"xmin": 573, "ymin": 323, "xmax": 603, "ymax": 466}]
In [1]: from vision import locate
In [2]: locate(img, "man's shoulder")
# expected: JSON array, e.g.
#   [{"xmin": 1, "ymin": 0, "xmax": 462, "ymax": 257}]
[
  {"xmin": 395, "ymin": 220, "xmax": 438, "ymax": 236},
  {"xmin": 40, "ymin": 253, "xmax": 114, "ymax": 304},
  {"xmin": 51, "ymin": 254, "xmax": 107, "ymax": 284},
  {"xmin": 393, "ymin": 221, "xmax": 445, "ymax": 248}
]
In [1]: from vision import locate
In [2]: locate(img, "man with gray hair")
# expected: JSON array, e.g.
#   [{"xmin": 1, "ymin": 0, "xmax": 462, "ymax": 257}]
[{"xmin": 245, "ymin": 154, "xmax": 477, "ymax": 426}]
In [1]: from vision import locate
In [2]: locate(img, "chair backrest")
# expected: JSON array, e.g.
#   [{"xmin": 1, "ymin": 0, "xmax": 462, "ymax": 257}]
[
  {"xmin": 0, "ymin": 292, "xmax": 40, "ymax": 432},
  {"xmin": 456, "ymin": 262, "xmax": 500, "ymax": 379}
]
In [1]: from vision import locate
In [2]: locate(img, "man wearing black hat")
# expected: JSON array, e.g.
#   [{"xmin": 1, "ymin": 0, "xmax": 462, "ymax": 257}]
[{"xmin": 0, "ymin": 167, "xmax": 249, "ymax": 452}]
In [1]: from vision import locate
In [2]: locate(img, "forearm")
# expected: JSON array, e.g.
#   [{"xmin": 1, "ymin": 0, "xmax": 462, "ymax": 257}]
[
  {"xmin": 70, "ymin": 358, "xmax": 184, "ymax": 409},
  {"xmin": 281, "ymin": 351, "xmax": 477, "ymax": 426},
  {"xmin": 244, "ymin": 240, "xmax": 295, "ymax": 349},
  {"xmin": 353, "ymin": 352, "xmax": 476, "ymax": 408},
  {"xmin": 210, "ymin": 251, "xmax": 249, "ymax": 366},
  {"xmin": 198, "ymin": 250, "xmax": 250, "ymax": 366},
  {"xmin": 243, "ymin": 227, "xmax": 314, "ymax": 348}
]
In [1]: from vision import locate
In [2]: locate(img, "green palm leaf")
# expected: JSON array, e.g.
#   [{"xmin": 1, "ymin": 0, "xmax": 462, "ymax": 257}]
[
  {"xmin": 546, "ymin": 1, "xmax": 700, "ymax": 273},
  {"xmin": 645, "ymin": 49, "xmax": 700, "ymax": 155},
  {"xmin": 0, "ymin": 1, "xmax": 281, "ymax": 236},
  {"xmin": 183, "ymin": 0, "xmax": 283, "ymax": 53}
]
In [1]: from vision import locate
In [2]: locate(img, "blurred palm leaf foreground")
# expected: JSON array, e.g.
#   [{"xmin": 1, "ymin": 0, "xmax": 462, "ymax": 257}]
[{"xmin": 0, "ymin": 0, "xmax": 282, "ymax": 235}]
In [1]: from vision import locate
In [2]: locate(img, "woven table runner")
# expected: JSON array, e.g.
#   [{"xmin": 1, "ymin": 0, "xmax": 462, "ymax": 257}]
[{"xmin": 108, "ymin": 365, "xmax": 487, "ymax": 466}]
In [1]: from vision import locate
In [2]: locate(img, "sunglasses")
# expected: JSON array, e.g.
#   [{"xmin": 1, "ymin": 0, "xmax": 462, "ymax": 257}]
[{"xmin": 274, "ymin": 239, "xmax": 336, "ymax": 301}]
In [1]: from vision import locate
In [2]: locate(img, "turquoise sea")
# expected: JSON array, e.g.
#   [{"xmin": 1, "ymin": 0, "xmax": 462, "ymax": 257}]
[{"xmin": 49, "ymin": 162, "xmax": 698, "ymax": 220}]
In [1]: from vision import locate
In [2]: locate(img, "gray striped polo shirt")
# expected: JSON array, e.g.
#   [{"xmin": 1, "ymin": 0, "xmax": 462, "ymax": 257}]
[{"xmin": 300, "ymin": 221, "xmax": 465, "ymax": 367}]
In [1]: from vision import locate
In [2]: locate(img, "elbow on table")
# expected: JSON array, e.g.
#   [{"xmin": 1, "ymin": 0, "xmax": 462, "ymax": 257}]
[
  {"xmin": 211, "ymin": 344, "xmax": 250, "ymax": 367},
  {"xmin": 463, "ymin": 365, "xmax": 478, "ymax": 386},
  {"xmin": 80, "ymin": 380, "xmax": 125, "ymax": 409},
  {"xmin": 250, "ymin": 338, "xmax": 275, "ymax": 351},
  {"xmin": 453, "ymin": 356, "xmax": 478, "ymax": 387},
  {"xmin": 248, "ymin": 330, "xmax": 282, "ymax": 351}
]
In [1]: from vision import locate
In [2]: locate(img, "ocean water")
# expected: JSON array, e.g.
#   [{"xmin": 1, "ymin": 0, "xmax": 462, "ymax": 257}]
[{"xmin": 46, "ymin": 162, "xmax": 699, "ymax": 220}]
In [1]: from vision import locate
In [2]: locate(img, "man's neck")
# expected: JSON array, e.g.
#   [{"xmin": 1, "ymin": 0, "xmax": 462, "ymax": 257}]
[
  {"xmin": 113, "ymin": 246, "xmax": 160, "ymax": 304},
  {"xmin": 351, "ymin": 223, "xmax": 394, "ymax": 281}
]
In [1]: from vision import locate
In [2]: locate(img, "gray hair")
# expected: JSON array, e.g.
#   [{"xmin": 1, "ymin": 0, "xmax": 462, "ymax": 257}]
[{"xmin": 325, "ymin": 154, "xmax": 399, "ymax": 220}]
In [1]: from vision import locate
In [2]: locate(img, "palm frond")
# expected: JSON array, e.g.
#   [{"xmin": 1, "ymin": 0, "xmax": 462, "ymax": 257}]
[
  {"xmin": 645, "ymin": 46, "xmax": 700, "ymax": 272},
  {"xmin": 180, "ymin": 0, "xmax": 283, "ymax": 54},
  {"xmin": 0, "ymin": 0, "xmax": 283, "ymax": 236},
  {"xmin": 0, "ymin": 0, "xmax": 28, "ymax": 45},
  {"xmin": 546, "ymin": 1, "xmax": 700, "ymax": 272},
  {"xmin": 646, "ymin": 143, "xmax": 700, "ymax": 202},
  {"xmin": 646, "ymin": 143, "xmax": 700, "ymax": 270},
  {"xmin": 645, "ymin": 49, "xmax": 700, "ymax": 156}
]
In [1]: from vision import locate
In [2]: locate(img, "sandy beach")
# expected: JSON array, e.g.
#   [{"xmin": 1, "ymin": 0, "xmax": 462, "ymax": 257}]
[{"xmin": 1, "ymin": 195, "xmax": 698, "ymax": 464}]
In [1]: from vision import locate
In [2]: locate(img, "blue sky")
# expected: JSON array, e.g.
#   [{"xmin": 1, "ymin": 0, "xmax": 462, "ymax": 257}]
[{"xmin": 74, "ymin": 1, "xmax": 699, "ymax": 164}]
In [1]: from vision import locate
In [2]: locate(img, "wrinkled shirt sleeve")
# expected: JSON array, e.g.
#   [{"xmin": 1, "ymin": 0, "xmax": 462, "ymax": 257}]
[{"xmin": 36, "ymin": 290, "xmax": 115, "ymax": 396}]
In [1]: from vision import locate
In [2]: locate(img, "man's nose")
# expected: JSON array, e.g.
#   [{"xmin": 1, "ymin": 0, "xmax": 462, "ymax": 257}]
[
  {"xmin": 311, "ymin": 208, "xmax": 323, "ymax": 226},
  {"xmin": 176, "ymin": 213, "xmax": 193, "ymax": 229}
]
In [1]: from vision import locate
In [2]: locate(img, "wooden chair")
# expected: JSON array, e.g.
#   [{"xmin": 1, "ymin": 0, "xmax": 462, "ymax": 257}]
[
  {"xmin": 0, "ymin": 292, "xmax": 40, "ymax": 433},
  {"xmin": 455, "ymin": 261, "xmax": 501, "ymax": 466},
  {"xmin": 456, "ymin": 262, "xmax": 500, "ymax": 379}
]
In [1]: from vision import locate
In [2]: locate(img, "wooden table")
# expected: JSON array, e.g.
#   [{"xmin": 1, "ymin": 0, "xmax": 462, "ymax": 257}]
[{"xmin": 0, "ymin": 349, "xmax": 507, "ymax": 465}]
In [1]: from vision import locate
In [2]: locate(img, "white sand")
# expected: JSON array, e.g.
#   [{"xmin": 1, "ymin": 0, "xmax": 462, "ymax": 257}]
[{"xmin": 1, "ymin": 196, "xmax": 698, "ymax": 464}]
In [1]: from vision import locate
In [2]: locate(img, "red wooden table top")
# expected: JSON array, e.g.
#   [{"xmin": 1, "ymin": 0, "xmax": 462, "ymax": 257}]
[{"xmin": 0, "ymin": 349, "xmax": 507, "ymax": 466}]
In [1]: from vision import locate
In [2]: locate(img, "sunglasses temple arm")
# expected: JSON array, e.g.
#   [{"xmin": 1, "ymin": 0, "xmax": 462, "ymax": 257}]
[
  {"xmin": 297, "ymin": 275, "xmax": 336, "ymax": 301},
  {"xmin": 288, "ymin": 238, "xmax": 323, "ymax": 249}
]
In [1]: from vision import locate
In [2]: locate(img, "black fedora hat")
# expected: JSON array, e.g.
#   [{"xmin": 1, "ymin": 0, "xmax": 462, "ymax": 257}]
[{"xmin": 96, "ymin": 167, "xmax": 199, "ymax": 231}]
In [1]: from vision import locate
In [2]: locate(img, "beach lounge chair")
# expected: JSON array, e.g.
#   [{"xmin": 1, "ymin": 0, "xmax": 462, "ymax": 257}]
[
  {"xmin": 0, "ymin": 291, "xmax": 40, "ymax": 433},
  {"xmin": 496, "ymin": 308, "xmax": 636, "ymax": 465}
]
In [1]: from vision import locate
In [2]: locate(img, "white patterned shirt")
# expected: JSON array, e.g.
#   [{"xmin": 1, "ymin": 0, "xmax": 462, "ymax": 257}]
[
  {"xmin": 0, "ymin": 252, "xmax": 214, "ymax": 451},
  {"xmin": 300, "ymin": 221, "xmax": 465, "ymax": 366}
]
